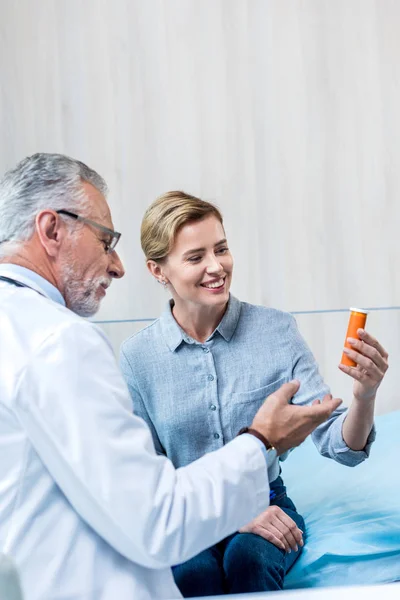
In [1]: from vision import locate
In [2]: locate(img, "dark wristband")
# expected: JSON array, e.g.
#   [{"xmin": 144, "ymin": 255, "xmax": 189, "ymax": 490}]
[{"xmin": 237, "ymin": 426, "xmax": 273, "ymax": 451}]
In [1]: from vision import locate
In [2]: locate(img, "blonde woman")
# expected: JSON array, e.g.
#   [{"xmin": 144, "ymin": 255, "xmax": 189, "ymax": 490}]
[{"xmin": 120, "ymin": 191, "xmax": 387, "ymax": 597}]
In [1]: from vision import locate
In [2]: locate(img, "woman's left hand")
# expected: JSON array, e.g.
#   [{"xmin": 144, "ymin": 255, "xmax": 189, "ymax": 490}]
[
  {"xmin": 339, "ymin": 329, "xmax": 389, "ymax": 402},
  {"xmin": 239, "ymin": 505, "xmax": 303, "ymax": 552}
]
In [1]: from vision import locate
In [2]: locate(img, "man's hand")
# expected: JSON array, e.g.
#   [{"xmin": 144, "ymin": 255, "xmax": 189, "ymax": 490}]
[
  {"xmin": 251, "ymin": 380, "xmax": 342, "ymax": 454},
  {"xmin": 239, "ymin": 505, "xmax": 304, "ymax": 553}
]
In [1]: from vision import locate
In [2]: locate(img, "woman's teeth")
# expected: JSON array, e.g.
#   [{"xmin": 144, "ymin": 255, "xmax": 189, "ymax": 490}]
[{"xmin": 202, "ymin": 278, "xmax": 224, "ymax": 289}]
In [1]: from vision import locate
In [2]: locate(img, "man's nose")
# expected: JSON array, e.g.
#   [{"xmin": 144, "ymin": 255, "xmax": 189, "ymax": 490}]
[{"xmin": 108, "ymin": 250, "xmax": 125, "ymax": 279}]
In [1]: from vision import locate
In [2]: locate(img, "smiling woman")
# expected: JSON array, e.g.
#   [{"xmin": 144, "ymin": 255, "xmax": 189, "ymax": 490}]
[
  {"xmin": 120, "ymin": 191, "xmax": 388, "ymax": 598},
  {"xmin": 141, "ymin": 192, "xmax": 232, "ymax": 339}
]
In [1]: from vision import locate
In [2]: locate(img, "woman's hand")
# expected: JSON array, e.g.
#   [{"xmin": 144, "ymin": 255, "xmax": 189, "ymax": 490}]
[
  {"xmin": 339, "ymin": 329, "xmax": 389, "ymax": 402},
  {"xmin": 239, "ymin": 505, "xmax": 304, "ymax": 553}
]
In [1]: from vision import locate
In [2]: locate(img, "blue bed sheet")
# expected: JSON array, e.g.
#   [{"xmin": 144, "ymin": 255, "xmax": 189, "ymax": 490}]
[{"xmin": 282, "ymin": 410, "xmax": 400, "ymax": 589}]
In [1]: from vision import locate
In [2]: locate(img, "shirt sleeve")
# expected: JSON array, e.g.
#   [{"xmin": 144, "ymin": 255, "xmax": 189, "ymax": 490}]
[
  {"xmin": 13, "ymin": 321, "xmax": 269, "ymax": 570},
  {"xmin": 287, "ymin": 315, "xmax": 376, "ymax": 466},
  {"xmin": 120, "ymin": 346, "xmax": 166, "ymax": 456}
]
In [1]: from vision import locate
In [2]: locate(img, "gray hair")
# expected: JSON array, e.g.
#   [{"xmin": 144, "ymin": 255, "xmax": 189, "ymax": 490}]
[{"xmin": 0, "ymin": 153, "xmax": 108, "ymax": 258}]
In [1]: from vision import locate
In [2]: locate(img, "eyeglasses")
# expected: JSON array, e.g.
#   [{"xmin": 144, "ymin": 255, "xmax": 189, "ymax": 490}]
[{"xmin": 56, "ymin": 209, "xmax": 121, "ymax": 254}]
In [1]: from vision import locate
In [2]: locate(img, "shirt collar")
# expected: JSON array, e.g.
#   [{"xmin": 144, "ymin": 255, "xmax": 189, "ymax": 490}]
[
  {"xmin": 160, "ymin": 294, "xmax": 242, "ymax": 352},
  {"xmin": 215, "ymin": 294, "xmax": 241, "ymax": 341},
  {"xmin": 0, "ymin": 264, "xmax": 66, "ymax": 306}
]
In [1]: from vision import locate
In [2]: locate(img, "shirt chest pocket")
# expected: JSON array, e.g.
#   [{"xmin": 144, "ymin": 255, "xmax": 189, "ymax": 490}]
[{"xmin": 229, "ymin": 377, "xmax": 288, "ymax": 437}]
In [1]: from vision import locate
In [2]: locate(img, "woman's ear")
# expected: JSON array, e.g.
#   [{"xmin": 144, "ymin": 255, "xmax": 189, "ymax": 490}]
[{"xmin": 147, "ymin": 260, "xmax": 169, "ymax": 286}]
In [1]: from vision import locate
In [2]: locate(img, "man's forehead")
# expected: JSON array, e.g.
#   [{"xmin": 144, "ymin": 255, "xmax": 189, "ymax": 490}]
[{"xmin": 82, "ymin": 181, "xmax": 113, "ymax": 228}]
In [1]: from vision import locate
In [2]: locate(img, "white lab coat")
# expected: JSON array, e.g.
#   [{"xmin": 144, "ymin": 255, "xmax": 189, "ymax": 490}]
[{"xmin": 0, "ymin": 267, "xmax": 269, "ymax": 600}]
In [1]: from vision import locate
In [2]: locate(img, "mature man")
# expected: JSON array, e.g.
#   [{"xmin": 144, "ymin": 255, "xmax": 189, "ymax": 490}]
[{"xmin": 0, "ymin": 153, "xmax": 342, "ymax": 600}]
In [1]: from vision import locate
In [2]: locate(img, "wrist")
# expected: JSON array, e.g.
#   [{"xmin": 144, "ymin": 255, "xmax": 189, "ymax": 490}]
[
  {"xmin": 237, "ymin": 426, "xmax": 273, "ymax": 451},
  {"xmin": 352, "ymin": 393, "xmax": 376, "ymax": 405}
]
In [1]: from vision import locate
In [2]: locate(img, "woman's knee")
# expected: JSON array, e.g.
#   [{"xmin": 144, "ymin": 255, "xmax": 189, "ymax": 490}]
[
  {"xmin": 173, "ymin": 547, "xmax": 224, "ymax": 596},
  {"xmin": 223, "ymin": 533, "xmax": 286, "ymax": 591},
  {"xmin": 224, "ymin": 532, "xmax": 286, "ymax": 573}
]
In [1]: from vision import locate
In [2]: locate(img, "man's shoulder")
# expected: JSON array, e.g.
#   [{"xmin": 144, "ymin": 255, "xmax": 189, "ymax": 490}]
[
  {"xmin": 1, "ymin": 289, "xmax": 108, "ymax": 352},
  {"xmin": 0, "ymin": 292, "xmax": 112, "ymax": 411}
]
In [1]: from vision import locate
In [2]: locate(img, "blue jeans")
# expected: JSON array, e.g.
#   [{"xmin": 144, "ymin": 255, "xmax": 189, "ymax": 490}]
[{"xmin": 172, "ymin": 476, "xmax": 305, "ymax": 597}]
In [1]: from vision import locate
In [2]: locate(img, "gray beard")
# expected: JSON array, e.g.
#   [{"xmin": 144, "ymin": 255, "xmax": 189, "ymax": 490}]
[{"xmin": 59, "ymin": 260, "xmax": 108, "ymax": 317}]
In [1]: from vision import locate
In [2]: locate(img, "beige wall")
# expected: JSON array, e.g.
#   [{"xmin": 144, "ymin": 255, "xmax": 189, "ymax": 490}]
[{"xmin": 1, "ymin": 0, "xmax": 399, "ymax": 413}]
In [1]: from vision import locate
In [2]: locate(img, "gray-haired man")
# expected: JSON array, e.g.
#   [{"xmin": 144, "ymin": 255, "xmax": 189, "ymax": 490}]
[{"xmin": 0, "ymin": 153, "xmax": 342, "ymax": 600}]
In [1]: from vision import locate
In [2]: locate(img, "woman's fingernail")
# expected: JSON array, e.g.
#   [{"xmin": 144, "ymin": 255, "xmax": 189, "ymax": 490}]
[
  {"xmin": 295, "ymin": 545, "xmax": 298, "ymax": 552},
  {"xmin": 343, "ymin": 348, "xmax": 350, "ymax": 354},
  {"xmin": 347, "ymin": 337, "xmax": 357, "ymax": 344}
]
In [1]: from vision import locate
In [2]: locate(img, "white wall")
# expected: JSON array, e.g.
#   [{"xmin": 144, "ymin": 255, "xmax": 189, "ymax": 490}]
[{"xmin": 1, "ymin": 0, "xmax": 399, "ymax": 413}]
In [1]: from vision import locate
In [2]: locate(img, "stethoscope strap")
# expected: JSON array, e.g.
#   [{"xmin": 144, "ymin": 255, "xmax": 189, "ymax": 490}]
[
  {"xmin": 0, "ymin": 276, "xmax": 28, "ymax": 288},
  {"xmin": 0, "ymin": 275, "xmax": 45, "ymax": 297}
]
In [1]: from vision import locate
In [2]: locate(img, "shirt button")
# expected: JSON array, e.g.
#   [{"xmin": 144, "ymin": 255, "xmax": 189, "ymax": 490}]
[
  {"xmin": 202, "ymin": 347, "xmax": 209, "ymax": 353},
  {"xmin": 208, "ymin": 374, "xmax": 214, "ymax": 381},
  {"xmin": 210, "ymin": 404, "xmax": 217, "ymax": 411},
  {"xmin": 214, "ymin": 433, "xmax": 220, "ymax": 439}
]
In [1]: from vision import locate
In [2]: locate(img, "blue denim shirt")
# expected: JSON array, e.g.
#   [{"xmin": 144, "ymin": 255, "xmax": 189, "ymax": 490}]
[{"xmin": 120, "ymin": 296, "xmax": 375, "ymax": 481}]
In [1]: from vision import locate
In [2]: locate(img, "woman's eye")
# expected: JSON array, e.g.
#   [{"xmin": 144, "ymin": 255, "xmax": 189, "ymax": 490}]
[
  {"xmin": 102, "ymin": 240, "xmax": 111, "ymax": 253},
  {"xmin": 216, "ymin": 247, "xmax": 228, "ymax": 254},
  {"xmin": 188, "ymin": 256, "xmax": 201, "ymax": 263}
]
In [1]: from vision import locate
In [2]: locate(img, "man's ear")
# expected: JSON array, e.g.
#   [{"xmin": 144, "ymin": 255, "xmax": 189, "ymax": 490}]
[
  {"xmin": 35, "ymin": 210, "xmax": 65, "ymax": 257},
  {"xmin": 147, "ymin": 260, "xmax": 167, "ymax": 284}
]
